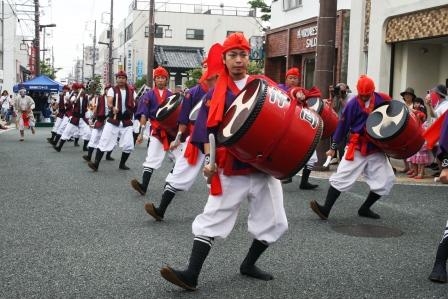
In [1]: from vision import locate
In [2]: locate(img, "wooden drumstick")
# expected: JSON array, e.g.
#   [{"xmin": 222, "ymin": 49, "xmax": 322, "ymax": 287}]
[
  {"xmin": 207, "ymin": 133, "xmax": 216, "ymax": 185},
  {"xmin": 323, "ymin": 155, "xmax": 332, "ymax": 168},
  {"xmin": 113, "ymin": 93, "xmax": 118, "ymax": 120}
]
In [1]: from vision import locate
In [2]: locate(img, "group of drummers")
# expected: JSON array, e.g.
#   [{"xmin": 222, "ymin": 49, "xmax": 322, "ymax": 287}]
[{"xmin": 45, "ymin": 32, "xmax": 448, "ymax": 289}]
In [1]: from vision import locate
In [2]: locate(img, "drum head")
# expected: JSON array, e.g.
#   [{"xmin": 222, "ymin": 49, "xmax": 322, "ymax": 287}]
[
  {"xmin": 366, "ymin": 100, "xmax": 409, "ymax": 140},
  {"xmin": 189, "ymin": 94, "xmax": 206, "ymax": 121},
  {"xmin": 306, "ymin": 97, "xmax": 323, "ymax": 114},
  {"xmin": 218, "ymin": 79, "xmax": 267, "ymax": 145},
  {"xmin": 155, "ymin": 93, "xmax": 183, "ymax": 121}
]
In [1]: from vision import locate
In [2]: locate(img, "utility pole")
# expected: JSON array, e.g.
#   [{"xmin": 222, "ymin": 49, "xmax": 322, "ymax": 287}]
[
  {"xmin": 92, "ymin": 19, "xmax": 97, "ymax": 79},
  {"xmin": 108, "ymin": 0, "xmax": 113, "ymax": 85},
  {"xmin": 42, "ymin": 27, "xmax": 46, "ymax": 63},
  {"xmin": 34, "ymin": 0, "xmax": 40, "ymax": 76},
  {"xmin": 313, "ymin": 0, "xmax": 337, "ymax": 168},
  {"xmin": 147, "ymin": 0, "xmax": 155, "ymax": 86},
  {"xmin": 81, "ymin": 44, "xmax": 85, "ymax": 82},
  {"xmin": 51, "ymin": 45, "xmax": 54, "ymax": 77}
]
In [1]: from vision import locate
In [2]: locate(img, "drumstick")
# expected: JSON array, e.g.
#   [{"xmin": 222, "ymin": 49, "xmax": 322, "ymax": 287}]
[
  {"xmin": 173, "ymin": 131, "xmax": 182, "ymax": 147},
  {"xmin": 323, "ymin": 155, "xmax": 332, "ymax": 168},
  {"xmin": 207, "ymin": 133, "xmax": 216, "ymax": 185},
  {"xmin": 113, "ymin": 93, "xmax": 118, "ymax": 120}
]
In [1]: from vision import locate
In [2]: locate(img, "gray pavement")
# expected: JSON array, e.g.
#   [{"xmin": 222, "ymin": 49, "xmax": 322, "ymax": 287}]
[{"xmin": 0, "ymin": 128, "xmax": 447, "ymax": 298}]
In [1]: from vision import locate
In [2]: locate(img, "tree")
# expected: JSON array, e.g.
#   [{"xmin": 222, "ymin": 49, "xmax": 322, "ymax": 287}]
[
  {"xmin": 185, "ymin": 68, "xmax": 203, "ymax": 88},
  {"xmin": 248, "ymin": 60, "xmax": 264, "ymax": 75},
  {"xmin": 135, "ymin": 75, "xmax": 148, "ymax": 90},
  {"xmin": 39, "ymin": 61, "xmax": 56, "ymax": 79},
  {"xmin": 248, "ymin": 0, "xmax": 271, "ymax": 22}
]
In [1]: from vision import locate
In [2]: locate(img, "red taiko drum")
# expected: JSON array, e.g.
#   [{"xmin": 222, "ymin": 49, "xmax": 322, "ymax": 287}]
[
  {"xmin": 366, "ymin": 99, "xmax": 424, "ymax": 159},
  {"xmin": 217, "ymin": 79, "xmax": 323, "ymax": 179},
  {"xmin": 155, "ymin": 93, "xmax": 184, "ymax": 137},
  {"xmin": 306, "ymin": 97, "xmax": 339, "ymax": 138}
]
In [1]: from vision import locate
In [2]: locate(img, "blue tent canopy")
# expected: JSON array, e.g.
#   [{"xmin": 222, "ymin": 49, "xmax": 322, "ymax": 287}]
[{"xmin": 13, "ymin": 75, "xmax": 63, "ymax": 93}]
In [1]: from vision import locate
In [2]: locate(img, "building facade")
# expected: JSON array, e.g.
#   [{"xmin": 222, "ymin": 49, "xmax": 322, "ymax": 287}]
[
  {"xmin": 265, "ymin": 0, "xmax": 351, "ymax": 88},
  {"xmin": 348, "ymin": 0, "xmax": 448, "ymax": 99},
  {"xmin": 97, "ymin": 1, "xmax": 262, "ymax": 87}
]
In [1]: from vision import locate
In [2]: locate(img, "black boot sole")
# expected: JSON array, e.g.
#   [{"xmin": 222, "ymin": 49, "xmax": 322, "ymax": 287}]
[
  {"xmin": 82, "ymin": 155, "xmax": 91, "ymax": 162},
  {"xmin": 88, "ymin": 162, "xmax": 98, "ymax": 171},
  {"xmin": 310, "ymin": 201, "xmax": 328, "ymax": 220},
  {"xmin": 428, "ymin": 273, "xmax": 447, "ymax": 283},
  {"xmin": 105, "ymin": 157, "xmax": 114, "ymax": 161},
  {"xmin": 144, "ymin": 203, "xmax": 163, "ymax": 221},
  {"xmin": 130, "ymin": 179, "xmax": 146, "ymax": 196},
  {"xmin": 160, "ymin": 267, "xmax": 196, "ymax": 291}
]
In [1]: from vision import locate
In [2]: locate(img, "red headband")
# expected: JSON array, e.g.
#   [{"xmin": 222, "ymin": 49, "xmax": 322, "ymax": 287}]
[
  {"xmin": 357, "ymin": 75, "xmax": 375, "ymax": 96},
  {"xmin": 153, "ymin": 66, "xmax": 169, "ymax": 79},
  {"xmin": 286, "ymin": 67, "xmax": 300, "ymax": 78}
]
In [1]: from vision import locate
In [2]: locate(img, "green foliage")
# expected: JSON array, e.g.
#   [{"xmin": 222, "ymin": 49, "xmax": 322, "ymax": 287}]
[
  {"xmin": 135, "ymin": 75, "xmax": 148, "ymax": 90},
  {"xmin": 248, "ymin": 0, "xmax": 271, "ymax": 22},
  {"xmin": 248, "ymin": 60, "xmax": 264, "ymax": 75},
  {"xmin": 39, "ymin": 61, "xmax": 56, "ymax": 79},
  {"xmin": 185, "ymin": 68, "xmax": 203, "ymax": 89}
]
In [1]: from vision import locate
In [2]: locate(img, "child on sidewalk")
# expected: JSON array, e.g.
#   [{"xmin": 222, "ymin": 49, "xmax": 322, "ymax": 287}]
[{"xmin": 407, "ymin": 97, "xmax": 431, "ymax": 179}]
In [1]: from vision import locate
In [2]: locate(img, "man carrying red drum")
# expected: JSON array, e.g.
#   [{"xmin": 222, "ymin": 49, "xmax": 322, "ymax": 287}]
[
  {"xmin": 88, "ymin": 71, "xmax": 137, "ymax": 171},
  {"xmin": 424, "ymin": 104, "xmax": 448, "ymax": 282},
  {"xmin": 309, "ymin": 75, "xmax": 395, "ymax": 220},
  {"xmin": 159, "ymin": 33, "xmax": 288, "ymax": 291},
  {"xmin": 130, "ymin": 66, "xmax": 178, "ymax": 195},
  {"xmin": 277, "ymin": 67, "xmax": 319, "ymax": 189},
  {"xmin": 143, "ymin": 59, "xmax": 218, "ymax": 221}
]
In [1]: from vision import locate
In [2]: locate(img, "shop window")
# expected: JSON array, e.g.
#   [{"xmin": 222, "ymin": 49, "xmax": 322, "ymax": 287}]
[
  {"xmin": 186, "ymin": 29, "xmax": 204, "ymax": 40},
  {"xmin": 283, "ymin": 0, "xmax": 302, "ymax": 11}
]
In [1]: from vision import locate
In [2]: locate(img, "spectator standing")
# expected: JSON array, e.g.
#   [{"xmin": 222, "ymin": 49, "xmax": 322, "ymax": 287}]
[
  {"xmin": 399, "ymin": 87, "xmax": 417, "ymax": 173},
  {"xmin": 1, "ymin": 90, "xmax": 9, "ymax": 120}
]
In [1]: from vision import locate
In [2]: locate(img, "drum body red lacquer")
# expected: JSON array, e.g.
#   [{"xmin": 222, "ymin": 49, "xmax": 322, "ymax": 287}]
[
  {"xmin": 155, "ymin": 93, "xmax": 184, "ymax": 137},
  {"xmin": 366, "ymin": 100, "xmax": 424, "ymax": 159},
  {"xmin": 306, "ymin": 97, "xmax": 339, "ymax": 138},
  {"xmin": 217, "ymin": 79, "xmax": 323, "ymax": 179}
]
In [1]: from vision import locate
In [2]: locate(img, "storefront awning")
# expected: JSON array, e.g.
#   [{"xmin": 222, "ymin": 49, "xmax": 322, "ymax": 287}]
[{"xmin": 155, "ymin": 45, "xmax": 204, "ymax": 71}]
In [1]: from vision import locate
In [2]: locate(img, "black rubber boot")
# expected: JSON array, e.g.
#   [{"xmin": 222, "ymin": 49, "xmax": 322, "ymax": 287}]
[
  {"xmin": 51, "ymin": 134, "xmax": 61, "ymax": 146},
  {"xmin": 300, "ymin": 168, "xmax": 318, "ymax": 190},
  {"xmin": 119, "ymin": 152, "xmax": 131, "ymax": 170},
  {"xmin": 133, "ymin": 132, "xmax": 139, "ymax": 145},
  {"xmin": 74, "ymin": 138, "xmax": 79, "ymax": 147},
  {"xmin": 429, "ymin": 237, "xmax": 448, "ymax": 283},
  {"xmin": 47, "ymin": 132, "xmax": 56, "ymax": 143},
  {"xmin": 145, "ymin": 185, "xmax": 176, "ymax": 220},
  {"xmin": 358, "ymin": 191, "xmax": 381, "ymax": 219},
  {"xmin": 88, "ymin": 150, "xmax": 104, "ymax": 171},
  {"xmin": 310, "ymin": 185, "xmax": 341, "ymax": 220},
  {"xmin": 131, "ymin": 169, "xmax": 152, "ymax": 195},
  {"xmin": 240, "ymin": 239, "xmax": 273, "ymax": 281},
  {"xmin": 160, "ymin": 238, "xmax": 212, "ymax": 291},
  {"xmin": 82, "ymin": 140, "xmax": 89, "ymax": 151},
  {"xmin": 83, "ymin": 147, "xmax": 94, "ymax": 162},
  {"xmin": 54, "ymin": 139, "xmax": 66, "ymax": 152},
  {"xmin": 105, "ymin": 151, "xmax": 114, "ymax": 161}
]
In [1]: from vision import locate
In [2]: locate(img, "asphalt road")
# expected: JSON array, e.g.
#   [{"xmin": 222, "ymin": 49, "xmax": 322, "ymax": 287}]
[{"xmin": 1, "ymin": 128, "xmax": 447, "ymax": 298}]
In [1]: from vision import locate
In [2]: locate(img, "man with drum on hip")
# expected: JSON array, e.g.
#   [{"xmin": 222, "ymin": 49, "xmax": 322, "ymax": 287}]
[
  {"xmin": 159, "ymin": 33, "xmax": 288, "ymax": 291},
  {"xmin": 88, "ymin": 71, "xmax": 137, "ymax": 171},
  {"xmin": 278, "ymin": 67, "xmax": 319, "ymax": 189},
  {"xmin": 309, "ymin": 75, "xmax": 395, "ymax": 220},
  {"xmin": 143, "ymin": 62, "xmax": 217, "ymax": 221},
  {"xmin": 15, "ymin": 88, "xmax": 36, "ymax": 141},
  {"xmin": 130, "ymin": 66, "xmax": 178, "ymax": 195},
  {"xmin": 424, "ymin": 103, "xmax": 448, "ymax": 282}
]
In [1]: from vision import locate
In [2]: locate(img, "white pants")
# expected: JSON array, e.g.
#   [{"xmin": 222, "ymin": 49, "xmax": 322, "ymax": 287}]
[
  {"xmin": 57, "ymin": 116, "xmax": 70, "ymax": 135},
  {"xmin": 142, "ymin": 136, "xmax": 183, "ymax": 169},
  {"xmin": 133, "ymin": 119, "xmax": 140, "ymax": 134},
  {"xmin": 61, "ymin": 122, "xmax": 79, "ymax": 141},
  {"xmin": 51, "ymin": 117, "xmax": 63, "ymax": 133},
  {"xmin": 329, "ymin": 151, "xmax": 395, "ymax": 196},
  {"xmin": 79, "ymin": 119, "xmax": 92, "ymax": 141},
  {"xmin": 166, "ymin": 148, "xmax": 205, "ymax": 191},
  {"xmin": 98, "ymin": 122, "xmax": 134, "ymax": 153},
  {"xmin": 87, "ymin": 127, "xmax": 104, "ymax": 149},
  {"xmin": 17, "ymin": 112, "xmax": 35, "ymax": 130},
  {"xmin": 192, "ymin": 172, "xmax": 288, "ymax": 244},
  {"xmin": 306, "ymin": 150, "xmax": 318, "ymax": 169}
]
